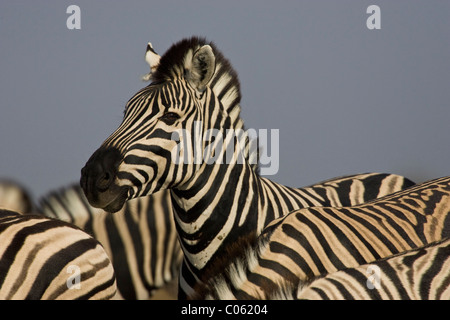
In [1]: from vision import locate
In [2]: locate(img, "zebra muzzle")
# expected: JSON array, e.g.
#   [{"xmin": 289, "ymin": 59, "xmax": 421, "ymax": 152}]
[{"xmin": 80, "ymin": 146, "xmax": 129, "ymax": 212}]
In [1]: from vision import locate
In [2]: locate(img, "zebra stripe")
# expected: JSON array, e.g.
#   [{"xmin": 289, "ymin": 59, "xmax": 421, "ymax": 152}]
[
  {"xmin": 80, "ymin": 37, "xmax": 414, "ymax": 298},
  {"xmin": 269, "ymin": 237, "xmax": 450, "ymax": 300},
  {"xmin": 0, "ymin": 209, "xmax": 116, "ymax": 299},
  {"xmin": 192, "ymin": 176, "xmax": 450, "ymax": 299},
  {"xmin": 38, "ymin": 184, "xmax": 182, "ymax": 300}
]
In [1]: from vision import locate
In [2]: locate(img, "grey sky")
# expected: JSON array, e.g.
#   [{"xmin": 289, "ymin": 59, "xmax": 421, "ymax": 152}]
[{"xmin": 1, "ymin": 1, "xmax": 449, "ymax": 202}]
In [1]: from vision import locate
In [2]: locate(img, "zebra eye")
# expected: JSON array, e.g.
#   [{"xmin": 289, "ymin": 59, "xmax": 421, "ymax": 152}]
[{"xmin": 159, "ymin": 112, "xmax": 180, "ymax": 125}]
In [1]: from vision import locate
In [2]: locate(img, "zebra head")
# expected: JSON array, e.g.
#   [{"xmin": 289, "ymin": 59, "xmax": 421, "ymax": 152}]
[{"xmin": 81, "ymin": 37, "xmax": 253, "ymax": 212}]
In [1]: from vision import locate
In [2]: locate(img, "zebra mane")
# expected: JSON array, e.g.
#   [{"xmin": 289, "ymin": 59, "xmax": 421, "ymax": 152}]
[
  {"xmin": 151, "ymin": 36, "xmax": 242, "ymax": 122},
  {"xmin": 189, "ymin": 231, "xmax": 286, "ymax": 300},
  {"xmin": 189, "ymin": 221, "xmax": 312, "ymax": 299}
]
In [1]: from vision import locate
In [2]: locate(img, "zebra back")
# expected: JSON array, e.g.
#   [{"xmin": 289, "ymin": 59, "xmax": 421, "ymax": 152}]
[
  {"xmin": 38, "ymin": 184, "xmax": 182, "ymax": 300},
  {"xmin": 0, "ymin": 209, "xmax": 116, "ymax": 299},
  {"xmin": 193, "ymin": 176, "xmax": 450, "ymax": 299},
  {"xmin": 270, "ymin": 237, "xmax": 450, "ymax": 300}
]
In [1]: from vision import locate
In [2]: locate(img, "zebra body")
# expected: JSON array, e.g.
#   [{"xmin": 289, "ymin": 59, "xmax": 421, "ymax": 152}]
[
  {"xmin": 80, "ymin": 37, "xmax": 414, "ymax": 298},
  {"xmin": 38, "ymin": 184, "xmax": 182, "ymax": 300},
  {"xmin": 0, "ymin": 209, "xmax": 116, "ymax": 299},
  {"xmin": 193, "ymin": 176, "xmax": 450, "ymax": 299},
  {"xmin": 273, "ymin": 237, "xmax": 450, "ymax": 300}
]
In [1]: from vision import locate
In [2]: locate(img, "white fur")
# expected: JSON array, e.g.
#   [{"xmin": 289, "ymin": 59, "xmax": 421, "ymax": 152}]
[{"xmin": 142, "ymin": 42, "xmax": 161, "ymax": 81}]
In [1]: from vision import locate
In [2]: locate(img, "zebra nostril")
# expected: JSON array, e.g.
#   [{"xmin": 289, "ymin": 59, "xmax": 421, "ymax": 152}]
[
  {"xmin": 96, "ymin": 171, "xmax": 113, "ymax": 191},
  {"xmin": 80, "ymin": 146, "xmax": 123, "ymax": 196}
]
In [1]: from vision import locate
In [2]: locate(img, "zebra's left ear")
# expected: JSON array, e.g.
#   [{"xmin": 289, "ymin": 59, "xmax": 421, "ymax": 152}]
[
  {"xmin": 142, "ymin": 42, "xmax": 161, "ymax": 81},
  {"xmin": 187, "ymin": 45, "xmax": 216, "ymax": 92}
]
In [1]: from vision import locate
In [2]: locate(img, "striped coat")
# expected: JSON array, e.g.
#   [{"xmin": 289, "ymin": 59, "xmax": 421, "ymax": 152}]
[
  {"xmin": 193, "ymin": 176, "xmax": 450, "ymax": 299},
  {"xmin": 0, "ymin": 209, "xmax": 116, "ymax": 299}
]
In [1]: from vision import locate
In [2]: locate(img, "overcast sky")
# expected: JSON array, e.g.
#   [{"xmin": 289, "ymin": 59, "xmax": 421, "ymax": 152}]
[{"xmin": 1, "ymin": 1, "xmax": 449, "ymax": 202}]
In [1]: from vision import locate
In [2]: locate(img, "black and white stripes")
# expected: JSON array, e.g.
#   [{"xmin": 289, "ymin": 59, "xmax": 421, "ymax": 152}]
[
  {"xmin": 272, "ymin": 238, "xmax": 450, "ymax": 300},
  {"xmin": 0, "ymin": 209, "xmax": 116, "ymax": 299},
  {"xmin": 1, "ymin": 36, "xmax": 447, "ymax": 300},
  {"xmin": 38, "ymin": 185, "xmax": 182, "ymax": 300},
  {"xmin": 192, "ymin": 176, "xmax": 450, "ymax": 299}
]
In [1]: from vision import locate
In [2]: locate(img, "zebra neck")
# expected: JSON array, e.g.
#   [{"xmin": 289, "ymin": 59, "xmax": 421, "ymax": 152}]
[
  {"xmin": 169, "ymin": 161, "xmax": 313, "ymax": 272},
  {"xmin": 170, "ymin": 160, "xmax": 262, "ymax": 267}
]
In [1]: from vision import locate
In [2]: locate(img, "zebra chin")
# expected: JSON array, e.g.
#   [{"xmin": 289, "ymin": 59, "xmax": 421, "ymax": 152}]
[{"xmin": 81, "ymin": 182, "xmax": 130, "ymax": 213}]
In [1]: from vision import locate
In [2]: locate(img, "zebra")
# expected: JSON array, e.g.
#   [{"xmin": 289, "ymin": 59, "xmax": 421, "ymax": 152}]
[
  {"xmin": 265, "ymin": 237, "xmax": 450, "ymax": 300},
  {"xmin": 0, "ymin": 208, "xmax": 116, "ymax": 299},
  {"xmin": 37, "ymin": 184, "xmax": 183, "ymax": 300},
  {"xmin": 0, "ymin": 179, "xmax": 34, "ymax": 214},
  {"xmin": 79, "ymin": 36, "xmax": 414, "ymax": 298},
  {"xmin": 191, "ymin": 176, "xmax": 450, "ymax": 299}
]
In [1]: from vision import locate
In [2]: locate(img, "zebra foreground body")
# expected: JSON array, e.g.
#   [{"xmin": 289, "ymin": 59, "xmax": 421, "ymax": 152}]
[
  {"xmin": 0, "ymin": 209, "xmax": 116, "ymax": 299},
  {"xmin": 38, "ymin": 184, "xmax": 182, "ymax": 300},
  {"xmin": 192, "ymin": 176, "xmax": 450, "ymax": 299},
  {"xmin": 264, "ymin": 237, "xmax": 450, "ymax": 300},
  {"xmin": 80, "ymin": 37, "xmax": 414, "ymax": 298}
]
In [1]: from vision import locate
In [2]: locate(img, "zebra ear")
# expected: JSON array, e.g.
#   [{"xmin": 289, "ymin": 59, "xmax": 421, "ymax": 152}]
[
  {"xmin": 188, "ymin": 45, "xmax": 216, "ymax": 92},
  {"xmin": 142, "ymin": 42, "xmax": 161, "ymax": 81}
]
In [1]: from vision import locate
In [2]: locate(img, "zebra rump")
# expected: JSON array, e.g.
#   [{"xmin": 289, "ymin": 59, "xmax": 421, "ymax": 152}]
[{"xmin": 0, "ymin": 209, "xmax": 116, "ymax": 300}]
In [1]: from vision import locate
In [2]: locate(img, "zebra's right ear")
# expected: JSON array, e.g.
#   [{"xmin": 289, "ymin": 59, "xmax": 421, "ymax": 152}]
[{"xmin": 142, "ymin": 42, "xmax": 161, "ymax": 82}]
